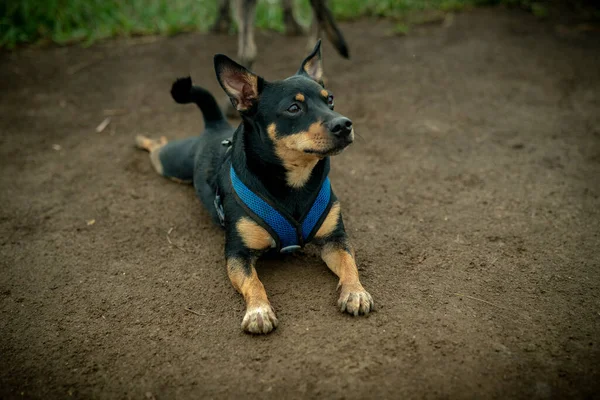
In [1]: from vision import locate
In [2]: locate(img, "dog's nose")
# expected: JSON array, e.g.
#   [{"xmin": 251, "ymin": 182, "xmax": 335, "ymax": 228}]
[{"xmin": 328, "ymin": 117, "xmax": 353, "ymax": 137}]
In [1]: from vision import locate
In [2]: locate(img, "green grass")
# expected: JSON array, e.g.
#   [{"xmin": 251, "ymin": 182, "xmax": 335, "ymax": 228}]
[
  {"xmin": 392, "ymin": 22, "xmax": 411, "ymax": 35},
  {"xmin": 1, "ymin": 0, "xmax": 596, "ymax": 49},
  {"xmin": 1, "ymin": 0, "xmax": 470, "ymax": 49},
  {"xmin": 0, "ymin": 0, "xmax": 220, "ymax": 48}
]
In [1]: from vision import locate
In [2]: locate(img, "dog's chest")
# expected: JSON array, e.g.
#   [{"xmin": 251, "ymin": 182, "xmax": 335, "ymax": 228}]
[{"xmin": 229, "ymin": 166, "xmax": 333, "ymax": 253}]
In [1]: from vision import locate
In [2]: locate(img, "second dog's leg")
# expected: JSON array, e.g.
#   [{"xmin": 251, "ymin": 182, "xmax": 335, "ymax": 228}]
[
  {"xmin": 306, "ymin": 3, "xmax": 330, "ymax": 86},
  {"xmin": 307, "ymin": 1, "xmax": 321, "ymax": 53},
  {"xmin": 223, "ymin": 0, "xmax": 258, "ymax": 118},
  {"xmin": 235, "ymin": 0, "xmax": 257, "ymax": 70},
  {"xmin": 211, "ymin": 0, "xmax": 232, "ymax": 33},
  {"xmin": 282, "ymin": 0, "xmax": 304, "ymax": 36}
]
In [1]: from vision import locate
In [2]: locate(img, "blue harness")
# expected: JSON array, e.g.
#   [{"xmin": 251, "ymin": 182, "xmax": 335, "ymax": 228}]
[
  {"xmin": 214, "ymin": 158, "xmax": 332, "ymax": 253},
  {"xmin": 213, "ymin": 139, "xmax": 333, "ymax": 253},
  {"xmin": 230, "ymin": 167, "xmax": 332, "ymax": 253}
]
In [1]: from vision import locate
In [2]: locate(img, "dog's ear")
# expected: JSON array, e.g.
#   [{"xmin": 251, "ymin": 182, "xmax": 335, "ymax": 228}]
[
  {"xmin": 297, "ymin": 39, "xmax": 323, "ymax": 85},
  {"xmin": 214, "ymin": 54, "xmax": 263, "ymax": 112}
]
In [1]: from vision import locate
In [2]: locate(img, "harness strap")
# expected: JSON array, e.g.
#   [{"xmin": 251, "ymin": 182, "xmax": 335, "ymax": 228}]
[
  {"xmin": 214, "ymin": 139, "xmax": 233, "ymax": 227},
  {"xmin": 230, "ymin": 166, "xmax": 332, "ymax": 253}
]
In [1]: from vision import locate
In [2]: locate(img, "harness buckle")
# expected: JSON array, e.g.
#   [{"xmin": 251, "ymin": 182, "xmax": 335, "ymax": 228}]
[
  {"xmin": 213, "ymin": 140, "xmax": 232, "ymax": 227},
  {"xmin": 280, "ymin": 245, "xmax": 302, "ymax": 254},
  {"xmin": 214, "ymin": 193, "xmax": 225, "ymax": 227}
]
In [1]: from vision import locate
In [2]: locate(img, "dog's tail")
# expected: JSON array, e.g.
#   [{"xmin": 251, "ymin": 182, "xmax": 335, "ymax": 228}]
[
  {"xmin": 310, "ymin": 0, "xmax": 349, "ymax": 59},
  {"xmin": 171, "ymin": 77, "xmax": 227, "ymax": 126}
]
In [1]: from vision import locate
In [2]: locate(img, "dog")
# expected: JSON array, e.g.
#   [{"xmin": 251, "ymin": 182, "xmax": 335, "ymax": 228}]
[
  {"xmin": 135, "ymin": 40, "xmax": 372, "ymax": 334},
  {"xmin": 211, "ymin": 0, "xmax": 350, "ymax": 117},
  {"xmin": 211, "ymin": 0, "xmax": 349, "ymax": 68}
]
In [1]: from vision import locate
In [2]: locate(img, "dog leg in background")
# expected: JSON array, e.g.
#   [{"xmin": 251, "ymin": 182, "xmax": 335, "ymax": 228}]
[
  {"xmin": 307, "ymin": 2, "xmax": 321, "ymax": 53},
  {"xmin": 306, "ymin": 6, "xmax": 328, "ymax": 87},
  {"xmin": 222, "ymin": 0, "xmax": 258, "ymax": 118},
  {"xmin": 235, "ymin": 0, "xmax": 257, "ymax": 70},
  {"xmin": 211, "ymin": 0, "xmax": 232, "ymax": 33},
  {"xmin": 282, "ymin": 0, "xmax": 304, "ymax": 36},
  {"xmin": 227, "ymin": 256, "xmax": 279, "ymax": 334}
]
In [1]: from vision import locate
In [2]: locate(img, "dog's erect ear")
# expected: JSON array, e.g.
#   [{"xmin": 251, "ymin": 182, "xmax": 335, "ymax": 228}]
[
  {"xmin": 214, "ymin": 54, "xmax": 263, "ymax": 111},
  {"xmin": 297, "ymin": 39, "xmax": 323, "ymax": 85}
]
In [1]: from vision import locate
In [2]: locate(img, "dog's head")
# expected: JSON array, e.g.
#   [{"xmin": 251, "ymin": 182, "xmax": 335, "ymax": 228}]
[{"xmin": 214, "ymin": 40, "xmax": 354, "ymax": 160}]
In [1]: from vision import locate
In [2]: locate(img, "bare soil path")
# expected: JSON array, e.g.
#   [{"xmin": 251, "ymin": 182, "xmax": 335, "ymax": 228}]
[{"xmin": 1, "ymin": 9, "xmax": 599, "ymax": 400}]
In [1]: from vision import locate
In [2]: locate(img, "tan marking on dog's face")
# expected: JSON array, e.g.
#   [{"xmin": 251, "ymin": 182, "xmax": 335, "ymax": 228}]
[
  {"xmin": 267, "ymin": 123, "xmax": 334, "ymax": 188},
  {"xmin": 320, "ymin": 89, "xmax": 329, "ymax": 98},
  {"xmin": 315, "ymin": 202, "xmax": 341, "ymax": 239},
  {"xmin": 236, "ymin": 217, "xmax": 275, "ymax": 250},
  {"xmin": 295, "ymin": 93, "xmax": 305, "ymax": 102}
]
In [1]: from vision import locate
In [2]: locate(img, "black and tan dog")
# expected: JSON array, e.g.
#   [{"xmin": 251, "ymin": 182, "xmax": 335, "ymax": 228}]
[{"xmin": 135, "ymin": 40, "xmax": 372, "ymax": 334}]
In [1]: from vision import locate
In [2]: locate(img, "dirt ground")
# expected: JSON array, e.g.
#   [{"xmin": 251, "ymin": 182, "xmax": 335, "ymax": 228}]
[{"xmin": 1, "ymin": 8, "xmax": 599, "ymax": 400}]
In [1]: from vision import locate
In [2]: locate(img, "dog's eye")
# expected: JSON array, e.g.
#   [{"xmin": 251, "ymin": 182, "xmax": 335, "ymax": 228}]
[
  {"xmin": 327, "ymin": 94, "xmax": 335, "ymax": 109},
  {"xmin": 287, "ymin": 104, "xmax": 301, "ymax": 113}
]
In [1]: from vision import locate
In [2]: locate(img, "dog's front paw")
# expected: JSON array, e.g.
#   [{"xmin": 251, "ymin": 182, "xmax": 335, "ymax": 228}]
[
  {"xmin": 242, "ymin": 304, "xmax": 279, "ymax": 334},
  {"xmin": 338, "ymin": 284, "xmax": 374, "ymax": 316}
]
